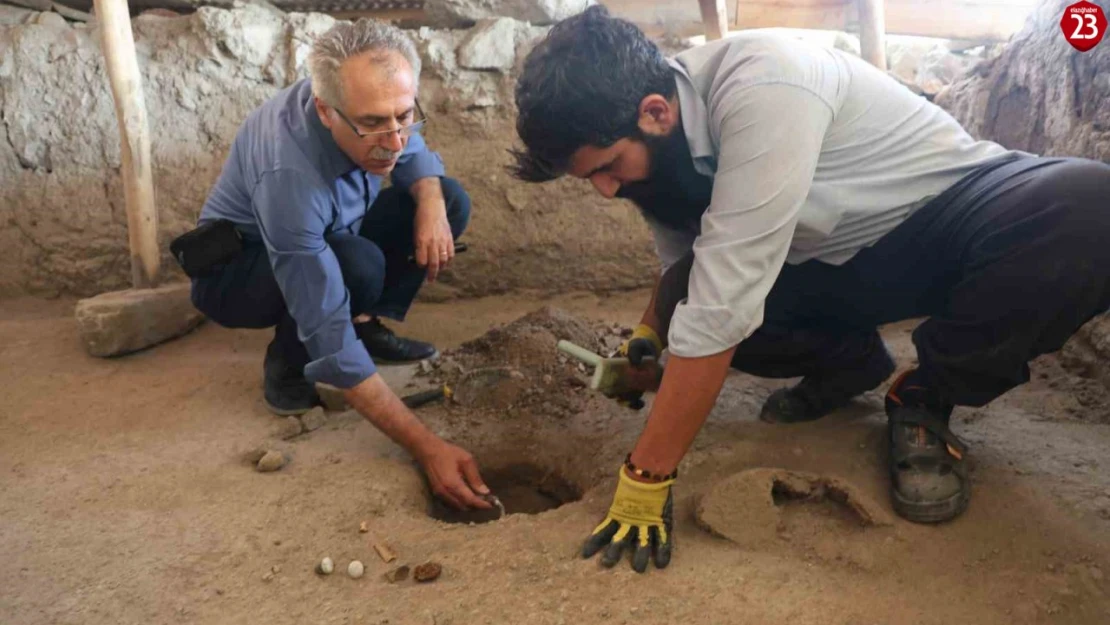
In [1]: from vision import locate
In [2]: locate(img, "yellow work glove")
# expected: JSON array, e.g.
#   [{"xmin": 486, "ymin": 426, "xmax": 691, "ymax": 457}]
[
  {"xmin": 614, "ymin": 324, "xmax": 664, "ymax": 410},
  {"xmin": 617, "ymin": 324, "xmax": 663, "ymax": 365},
  {"xmin": 582, "ymin": 466, "xmax": 674, "ymax": 573}
]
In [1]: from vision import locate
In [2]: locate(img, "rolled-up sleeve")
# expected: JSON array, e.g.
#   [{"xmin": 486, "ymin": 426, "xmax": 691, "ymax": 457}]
[
  {"xmin": 667, "ymin": 82, "xmax": 832, "ymax": 358},
  {"xmin": 390, "ymin": 131, "xmax": 446, "ymax": 190},
  {"xmin": 252, "ymin": 169, "xmax": 377, "ymax": 388}
]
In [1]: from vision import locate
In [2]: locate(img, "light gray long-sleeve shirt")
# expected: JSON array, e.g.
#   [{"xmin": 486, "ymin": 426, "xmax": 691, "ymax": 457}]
[{"xmin": 654, "ymin": 33, "xmax": 1024, "ymax": 359}]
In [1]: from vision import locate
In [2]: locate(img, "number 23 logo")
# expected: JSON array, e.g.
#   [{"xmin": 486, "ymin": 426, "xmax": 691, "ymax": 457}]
[
  {"xmin": 1061, "ymin": 1, "xmax": 1107, "ymax": 52},
  {"xmin": 1070, "ymin": 12, "xmax": 1100, "ymax": 38}
]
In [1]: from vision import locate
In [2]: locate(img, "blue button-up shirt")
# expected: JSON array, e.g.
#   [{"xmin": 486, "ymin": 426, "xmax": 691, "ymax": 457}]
[{"xmin": 198, "ymin": 78, "xmax": 446, "ymax": 388}]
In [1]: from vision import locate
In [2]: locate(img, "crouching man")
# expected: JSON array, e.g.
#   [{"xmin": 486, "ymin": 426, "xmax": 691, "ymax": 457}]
[
  {"xmin": 189, "ymin": 19, "xmax": 492, "ymax": 511},
  {"xmin": 511, "ymin": 6, "xmax": 1110, "ymax": 572}
]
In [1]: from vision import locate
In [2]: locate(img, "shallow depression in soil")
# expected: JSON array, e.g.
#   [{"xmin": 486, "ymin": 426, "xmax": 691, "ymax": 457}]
[{"xmin": 429, "ymin": 462, "xmax": 582, "ymax": 525}]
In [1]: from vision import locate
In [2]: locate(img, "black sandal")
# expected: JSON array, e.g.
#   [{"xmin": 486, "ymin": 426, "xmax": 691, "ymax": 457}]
[{"xmin": 887, "ymin": 406, "xmax": 971, "ymax": 523}]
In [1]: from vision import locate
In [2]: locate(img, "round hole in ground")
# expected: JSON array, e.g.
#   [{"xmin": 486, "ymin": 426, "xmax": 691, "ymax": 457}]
[{"xmin": 428, "ymin": 462, "xmax": 582, "ymax": 525}]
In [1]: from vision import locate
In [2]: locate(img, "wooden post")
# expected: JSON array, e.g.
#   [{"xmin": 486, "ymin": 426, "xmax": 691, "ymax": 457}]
[
  {"xmin": 858, "ymin": 0, "xmax": 887, "ymax": 69},
  {"xmin": 95, "ymin": 0, "xmax": 160, "ymax": 289},
  {"xmin": 698, "ymin": 0, "xmax": 729, "ymax": 41}
]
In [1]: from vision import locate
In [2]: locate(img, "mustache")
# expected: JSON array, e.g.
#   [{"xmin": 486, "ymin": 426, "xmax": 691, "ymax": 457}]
[{"xmin": 368, "ymin": 146, "xmax": 402, "ymax": 161}]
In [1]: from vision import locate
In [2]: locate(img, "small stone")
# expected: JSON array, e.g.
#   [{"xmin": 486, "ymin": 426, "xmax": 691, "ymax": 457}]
[
  {"xmin": 1047, "ymin": 563, "xmax": 1056, "ymax": 572},
  {"xmin": 347, "ymin": 560, "xmax": 365, "ymax": 579},
  {"xmin": 359, "ymin": 521, "xmax": 369, "ymax": 533},
  {"xmin": 1091, "ymin": 566, "xmax": 1104, "ymax": 581},
  {"xmin": 316, "ymin": 557, "xmax": 334, "ymax": 575},
  {"xmin": 542, "ymin": 375, "xmax": 553, "ymax": 385},
  {"xmin": 276, "ymin": 416, "xmax": 304, "ymax": 440},
  {"xmin": 384, "ymin": 565, "xmax": 411, "ymax": 583},
  {"xmin": 256, "ymin": 450, "xmax": 287, "ymax": 472},
  {"xmin": 261, "ymin": 571, "xmax": 274, "ymax": 582},
  {"xmin": 271, "ymin": 565, "xmax": 281, "ymax": 574},
  {"xmin": 243, "ymin": 447, "xmax": 269, "ymax": 464},
  {"xmin": 413, "ymin": 562, "xmax": 442, "ymax": 583},
  {"xmin": 510, "ymin": 370, "xmax": 525, "ymax": 380},
  {"xmin": 577, "ymin": 363, "xmax": 587, "ymax": 373},
  {"xmin": 300, "ymin": 407, "xmax": 326, "ymax": 432},
  {"xmin": 35, "ymin": 11, "xmax": 67, "ymax": 29}
]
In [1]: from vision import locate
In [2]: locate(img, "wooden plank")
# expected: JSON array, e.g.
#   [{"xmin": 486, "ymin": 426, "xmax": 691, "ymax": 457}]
[
  {"xmin": 94, "ymin": 0, "xmax": 160, "ymax": 289},
  {"xmin": 698, "ymin": 0, "xmax": 730, "ymax": 40},
  {"xmin": 857, "ymin": 0, "xmax": 886, "ymax": 67}
]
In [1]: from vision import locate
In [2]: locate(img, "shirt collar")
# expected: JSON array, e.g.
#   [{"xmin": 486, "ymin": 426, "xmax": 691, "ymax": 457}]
[
  {"xmin": 303, "ymin": 89, "xmax": 360, "ymax": 180},
  {"xmin": 667, "ymin": 58, "xmax": 716, "ymax": 170}
]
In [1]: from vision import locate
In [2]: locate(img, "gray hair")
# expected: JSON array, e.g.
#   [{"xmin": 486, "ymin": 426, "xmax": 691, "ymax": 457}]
[{"xmin": 308, "ymin": 18, "xmax": 422, "ymax": 109}]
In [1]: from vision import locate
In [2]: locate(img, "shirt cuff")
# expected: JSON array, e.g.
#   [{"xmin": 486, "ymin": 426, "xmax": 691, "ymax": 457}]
[
  {"xmin": 667, "ymin": 301, "xmax": 761, "ymax": 358},
  {"xmin": 304, "ymin": 339, "xmax": 377, "ymax": 389},
  {"xmin": 392, "ymin": 151, "xmax": 446, "ymax": 190}
]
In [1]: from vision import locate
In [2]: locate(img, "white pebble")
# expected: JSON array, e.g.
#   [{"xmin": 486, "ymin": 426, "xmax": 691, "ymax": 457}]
[
  {"xmin": 316, "ymin": 557, "xmax": 334, "ymax": 575},
  {"xmin": 347, "ymin": 560, "xmax": 364, "ymax": 579}
]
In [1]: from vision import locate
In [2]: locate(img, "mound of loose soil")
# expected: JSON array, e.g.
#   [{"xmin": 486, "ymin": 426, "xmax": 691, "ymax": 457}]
[{"xmin": 419, "ymin": 306, "xmax": 629, "ymax": 419}]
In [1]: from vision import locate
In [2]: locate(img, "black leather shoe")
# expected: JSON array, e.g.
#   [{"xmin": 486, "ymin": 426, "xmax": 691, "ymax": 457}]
[
  {"xmin": 263, "ymin": 340, "xmax": 320, "ymax": 416},
  {"xmin": 355, "ymin": 318, "xmax": 438, "ymax": 363},
  {"xmin": 760, "ymin": 343, "xmax": 896, "ymax": 423}
]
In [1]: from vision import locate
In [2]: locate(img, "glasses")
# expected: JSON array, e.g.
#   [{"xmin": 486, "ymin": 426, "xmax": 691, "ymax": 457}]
[{"xmin": 333, "ymin": 99, "xmax": 427, "ymax": 141}]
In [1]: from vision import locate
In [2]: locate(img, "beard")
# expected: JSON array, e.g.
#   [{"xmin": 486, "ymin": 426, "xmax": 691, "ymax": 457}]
[{"xmin": 614, "ymin": 124, "xmax": 714, "ymax": 232}]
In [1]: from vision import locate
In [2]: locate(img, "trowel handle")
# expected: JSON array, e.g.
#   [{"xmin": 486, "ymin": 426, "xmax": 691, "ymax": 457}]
[{"xmin": 557, "ymin": 340, "xmax": 602, "ymax": 367}]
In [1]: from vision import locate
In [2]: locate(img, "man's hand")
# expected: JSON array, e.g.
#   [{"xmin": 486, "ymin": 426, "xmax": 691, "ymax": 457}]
[
  {"xmin": 582, "ymin": 467, "xmax": 674, "ymax": 573},
  {"xmin": 342, "ymin": 372, "xmax": 491, "ymax": 511},
  {"xmin": 415, "ymin": 438, "xmax": 493, "ymax": 510},
  {"xmin": 614, "ymin": 324, "xmax": 665, "ymax": 409},
  {"xmin": 411, "ymin": 178, "xmax": 453, "ymax": 282},
  {"xmin": 617, "ymin": 323, "xmax": 663, "ymax": 365}
]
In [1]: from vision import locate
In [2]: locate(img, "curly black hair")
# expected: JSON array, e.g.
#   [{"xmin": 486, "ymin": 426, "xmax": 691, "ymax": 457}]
[{"xmin": 509, "ymin": 5, "xmax": 676, "ymax": 182}]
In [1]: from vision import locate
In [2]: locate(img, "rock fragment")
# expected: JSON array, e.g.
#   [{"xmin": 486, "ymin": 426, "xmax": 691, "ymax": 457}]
[
  {"xmin": 256, "ymin": 450, "xmax": 287, "ymax": 472},
  {"xmin": 384, "ymin": 565, "xmax": 411, "ymax": 583},
  {"xmin": 300, "ymin": 407, "xmax": 326, "ymax": 432},
  {"xmin": 276, "ymin": 416, "xmax": 304, "ymax": 440}
]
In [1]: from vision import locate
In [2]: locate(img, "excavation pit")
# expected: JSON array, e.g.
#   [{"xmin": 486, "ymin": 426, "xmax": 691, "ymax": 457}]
[{"xmin": 429, "ymin": 463, "xmax": 582, "ymax": 525}]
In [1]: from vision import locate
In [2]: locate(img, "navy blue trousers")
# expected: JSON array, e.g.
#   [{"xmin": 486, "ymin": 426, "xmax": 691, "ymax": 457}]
[{"xmin": 191, "ymin": 177, "xmax": 470, "ymax": 368}]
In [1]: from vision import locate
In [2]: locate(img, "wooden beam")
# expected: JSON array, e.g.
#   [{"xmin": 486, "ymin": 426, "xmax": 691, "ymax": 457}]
[
  {"xmin": 95, "ymin": 0, "xmax": 160, "ymax": 288},
  {"xmin": 698, "ymin": 0, "xmax": 729, "ymax": 40},
  {"xmin": 858, "ymin": 0, "xmax": 886, "ymax": 68}
]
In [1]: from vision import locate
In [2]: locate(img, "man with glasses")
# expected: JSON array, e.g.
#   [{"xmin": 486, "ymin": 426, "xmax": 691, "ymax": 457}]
[{"xmin": 191, "ymin": 19, "xmax": 493, "ymax": 510}]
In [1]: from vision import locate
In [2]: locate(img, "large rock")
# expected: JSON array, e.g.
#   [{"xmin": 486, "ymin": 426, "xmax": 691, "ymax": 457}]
[
  {"xmin": 425, "ymin": 0, "xmax": 594, "ymax": 28},
  {"xmin": 0, "ymin": 8, "xmax": 657, "ymax": 300},
  {"xmin": 74, "ymin": 282, "xmax": 205, "ymax": 357},
  {"xmin": 457, "ymin": 17, "xmax": 520, "ymax": 70},
  {"xmin": 935, "ymin": 0, "xmax": 1110, "ymax": 161}
]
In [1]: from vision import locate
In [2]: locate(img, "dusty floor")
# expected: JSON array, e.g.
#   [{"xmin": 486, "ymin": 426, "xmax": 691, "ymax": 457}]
[{"xmin": 2, "ymin": 291, "xmax": 1109, "ymax": 625}]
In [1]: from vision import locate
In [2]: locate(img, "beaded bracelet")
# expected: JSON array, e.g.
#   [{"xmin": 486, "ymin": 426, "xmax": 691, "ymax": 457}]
[{"xmin": 624, "ymin": 453, "xmax": 678, "ymax": 482}]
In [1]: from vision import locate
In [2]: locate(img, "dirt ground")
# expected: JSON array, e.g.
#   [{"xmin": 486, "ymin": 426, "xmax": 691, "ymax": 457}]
[{"xmin": 2, "ymin": 291, "xmax": 1109, "ymax": 625}]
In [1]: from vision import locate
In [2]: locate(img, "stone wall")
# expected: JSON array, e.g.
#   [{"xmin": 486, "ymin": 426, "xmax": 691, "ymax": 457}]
[
  {"xmin": 0, "ymin": 4, "xmax": 657, "ymax": 298},
  {"xmin": 935, "ymin": 0, "xmax": 1110, "ymax": 161}
]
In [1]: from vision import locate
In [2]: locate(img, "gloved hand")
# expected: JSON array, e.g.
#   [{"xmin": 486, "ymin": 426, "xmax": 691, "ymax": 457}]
[
  {"xmin": 582, "ymin": 467, "xmax": 674, "ymax": 573},
  {"xmin": 614, "ymin": 324, "xmax": 664, "ymax": 409},
  {"xmin": 618, "ymin": 324, "xmax": 663, "ymax": 366}
]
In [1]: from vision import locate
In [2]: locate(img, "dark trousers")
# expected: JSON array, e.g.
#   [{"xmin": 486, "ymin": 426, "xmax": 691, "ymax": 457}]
[
  {"xmin": 655, "ymin": 156, "xmax": 1110, "ymax": 407},
  {"xmin": 191, "ymin": 177, "xmax": 471, "ymax": 369}
]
